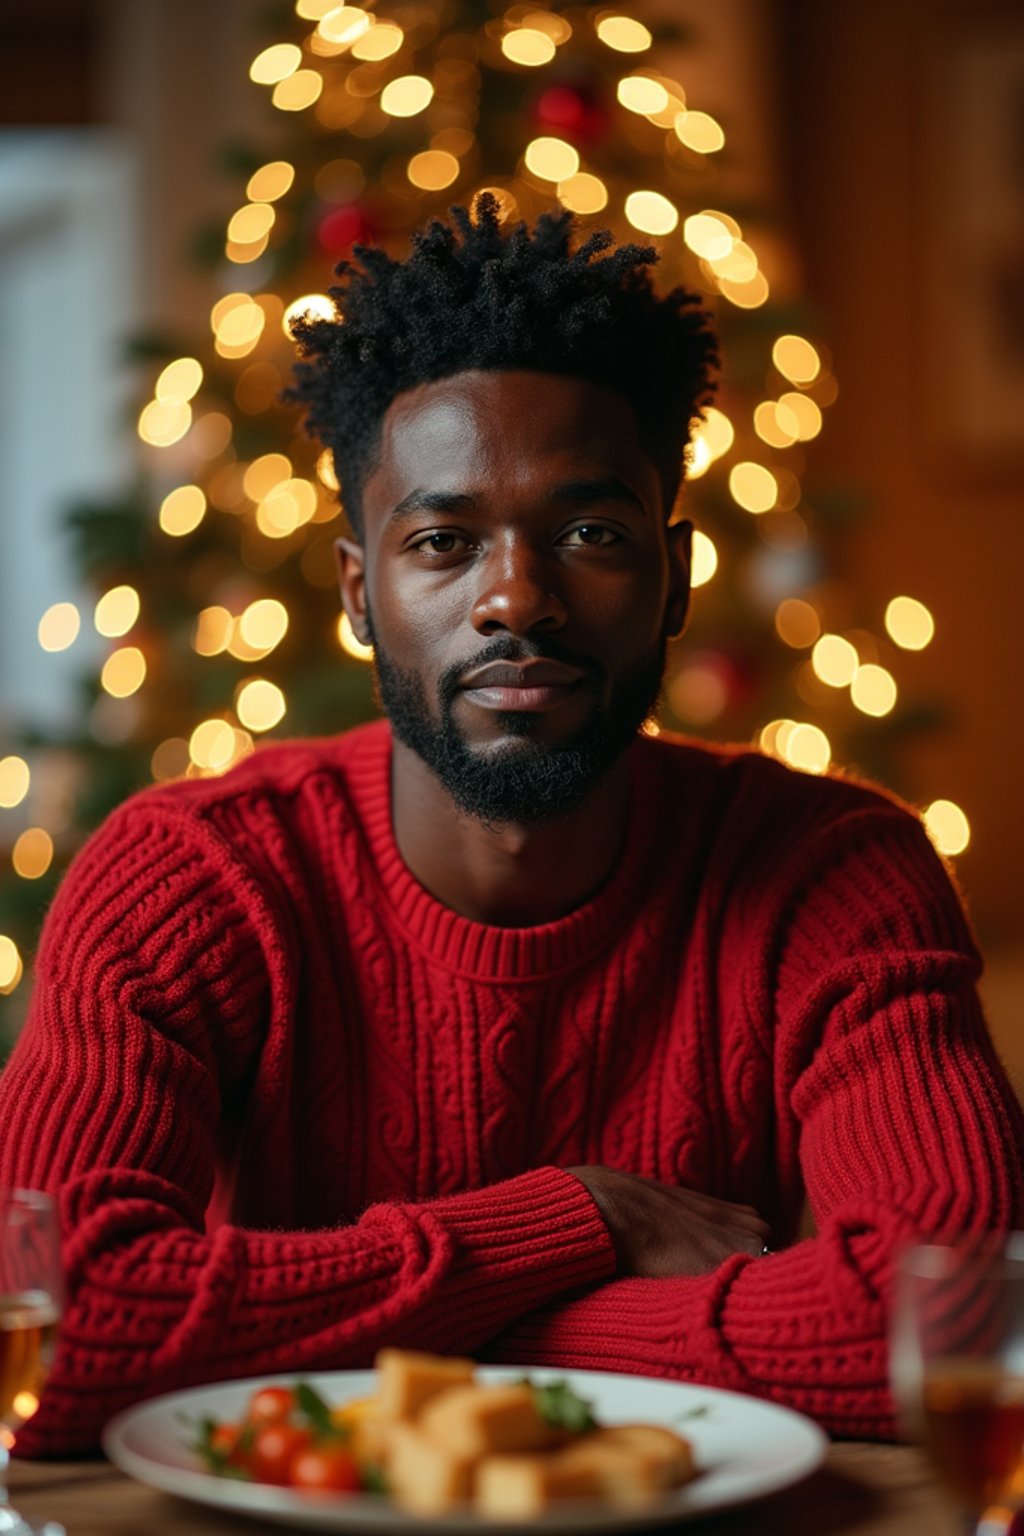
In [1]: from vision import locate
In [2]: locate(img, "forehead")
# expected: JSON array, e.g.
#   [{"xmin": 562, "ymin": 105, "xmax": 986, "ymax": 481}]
[{"xmin": 364, "ymin": 369, "xmax": 658, "ymax": 516}]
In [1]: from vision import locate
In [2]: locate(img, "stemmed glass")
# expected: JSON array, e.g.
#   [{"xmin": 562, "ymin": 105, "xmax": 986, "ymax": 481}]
[
  {"xmin": 0, "ymin": 1190, "xmax": 64, "ymax": 1536},
  {"xmin": 891, "ymin": 1237, "xmax": 1024, "ymax": 1535}
]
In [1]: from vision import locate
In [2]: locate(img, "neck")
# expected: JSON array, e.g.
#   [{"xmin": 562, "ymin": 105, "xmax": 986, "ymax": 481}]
[{"xmin": 390, "ymin": 739, "xmax": 632, "ymax": 927}]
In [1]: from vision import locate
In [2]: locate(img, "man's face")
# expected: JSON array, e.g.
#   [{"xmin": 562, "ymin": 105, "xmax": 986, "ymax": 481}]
[{"xmin": 338, "ymin": 369, "xmax": 691, "ymax": 824}]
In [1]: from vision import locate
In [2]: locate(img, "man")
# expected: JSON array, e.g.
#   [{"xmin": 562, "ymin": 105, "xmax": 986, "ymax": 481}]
[{"xmin": 2, "ymin": 197, "xmax": 1021, "ymax": 1456}]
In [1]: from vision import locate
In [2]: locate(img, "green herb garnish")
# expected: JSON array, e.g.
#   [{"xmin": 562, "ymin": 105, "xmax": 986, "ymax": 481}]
[
  {"xmin": 294, "ymin": 1380, "xmax": 347, "ymax": 1439},
  {"xmin": 531, "ymin": 1380, "xmax": 596, "ymax": 1434}
]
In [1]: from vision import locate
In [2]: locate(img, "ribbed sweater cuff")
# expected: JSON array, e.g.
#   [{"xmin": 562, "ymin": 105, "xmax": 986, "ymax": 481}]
[{"xmin": 404, "ymin": 1166, "xmax": 616, "ymax": 1342}]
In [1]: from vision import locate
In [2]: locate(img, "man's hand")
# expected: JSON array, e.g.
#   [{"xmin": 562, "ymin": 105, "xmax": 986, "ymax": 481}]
[{"xmin": 567, "ymin": 1166, "xmax": 771, "ymax": 1279}]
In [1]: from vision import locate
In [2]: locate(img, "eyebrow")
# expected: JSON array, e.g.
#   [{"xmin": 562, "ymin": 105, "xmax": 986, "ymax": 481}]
[{"xmin": 387, "ymin": 476, "xmax": 649, "ymax": 524}]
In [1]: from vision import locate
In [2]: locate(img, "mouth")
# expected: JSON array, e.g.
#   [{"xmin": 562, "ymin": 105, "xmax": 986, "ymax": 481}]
[{"xmin": 457, "ymin": 659, "xmax": 587, "ymax": 714}]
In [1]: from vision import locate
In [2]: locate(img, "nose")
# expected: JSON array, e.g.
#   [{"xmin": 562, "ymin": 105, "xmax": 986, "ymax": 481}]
[{"xmin": 470, "ymin": 537, "xmax": 568, "ymax": 637}]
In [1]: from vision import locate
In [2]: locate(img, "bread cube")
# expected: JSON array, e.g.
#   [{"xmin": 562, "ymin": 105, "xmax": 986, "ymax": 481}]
[
  {"xmin": 475, "ymin": 1452, "xmax": 604, "ymax": 1519},
  {"xmin": 373, "ymin": 1348, "xmax": 476, "ymax": 1420},
  {"xmin": 590, "ymin": 1424, "xmax": 696, "ymax": 1487},
  {"xmin": 419, "ymin": 1383, "xmax": 553, "ymax": 1458},
  {"xmin": 388, "ymin": 1422, "xmax": 476, "ymax": 1516},
  {"xmin": 557, "ymin": 1436, "xmax": 663, "ymax": 1509}
]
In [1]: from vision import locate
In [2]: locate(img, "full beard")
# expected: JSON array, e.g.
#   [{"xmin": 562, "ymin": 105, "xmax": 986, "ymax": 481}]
[{"xmin": 369, "ymin": 627, "xmax": 666, "ymax": 827}]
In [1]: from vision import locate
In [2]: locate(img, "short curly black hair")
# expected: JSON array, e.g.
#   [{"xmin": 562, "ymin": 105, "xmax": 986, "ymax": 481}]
[{"xmin": 286, "ymin": 193, "xmax": 717, "ymax": 538}]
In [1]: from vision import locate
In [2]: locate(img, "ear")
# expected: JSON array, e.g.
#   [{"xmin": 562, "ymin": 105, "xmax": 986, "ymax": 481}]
[
  {"xmin": 335, "ymin": 537, "xmax": 370, "ymax": 645},
  {"xmin": 664, "ymin": 519, "xmax": 692, "ymax": 639}
]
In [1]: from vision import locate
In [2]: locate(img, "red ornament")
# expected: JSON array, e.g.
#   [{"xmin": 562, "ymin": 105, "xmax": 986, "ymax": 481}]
[
  {"xmin": 317, "ymin": 203, "xmax": 376, "ymax": 255},
  {"xmin": 535, "ymin": 84, "xmax": 609, "ymax": 146}
]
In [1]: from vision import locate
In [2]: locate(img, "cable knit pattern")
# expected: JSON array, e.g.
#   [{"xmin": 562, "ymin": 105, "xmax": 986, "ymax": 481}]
[{"xmin": 1, "ymin": 719, "xmax": 1021, "ymax": 1454}]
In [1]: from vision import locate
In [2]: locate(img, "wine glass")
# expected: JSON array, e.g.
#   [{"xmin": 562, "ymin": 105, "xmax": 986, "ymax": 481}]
[
  {"xmin": 0, "ymin": 1189, "xmax": 64, "ymax": 1536},
  {"xmin": 891, "ymin": 1236, "xmax": 1024, "ymax": 1535}
]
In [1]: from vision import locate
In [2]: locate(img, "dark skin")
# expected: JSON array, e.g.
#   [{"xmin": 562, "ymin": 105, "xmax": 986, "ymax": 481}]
[{"xmin": 337, "ymin": 369, "xmax": 770, "ymax": 1276}]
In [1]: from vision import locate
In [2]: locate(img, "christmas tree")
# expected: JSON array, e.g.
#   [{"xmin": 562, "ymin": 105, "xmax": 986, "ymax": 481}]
[{"xmin": 0, "ymin": 0, "xmax": 966, "ymax": 1035}]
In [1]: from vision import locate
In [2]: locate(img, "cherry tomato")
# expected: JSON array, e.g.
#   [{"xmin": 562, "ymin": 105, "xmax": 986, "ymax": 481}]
[
  {"xmin": 209, "ymin": 1422, "xmax": 245, "ymax": 1465},
  {"xmin": 290, "ymin": 1443, "xmax": 362, "ymax": 1493},
  {"xmin": 251, "ymin": 1422, "xmax": 312, "ymax": 1485},
  {"xmin": 247, "ymin": 1386, "xmax": 296, "ymax": 1426}
]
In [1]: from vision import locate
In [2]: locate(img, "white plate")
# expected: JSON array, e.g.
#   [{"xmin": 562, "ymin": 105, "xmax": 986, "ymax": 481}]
[{"xmin": 102, "ymin": 1366, "xmax": 827, "ymax": 1532}]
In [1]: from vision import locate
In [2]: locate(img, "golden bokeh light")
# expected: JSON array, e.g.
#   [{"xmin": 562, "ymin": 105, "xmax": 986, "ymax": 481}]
[
  {"xmin": 596, "ymin": 16, "xmax": 652, "ymax": 52},
  {"xmin": 273, "ymin": 70, "xmax": 323, "ymax": 111},
  {"xmin": 708, "ymin": 240, "xmax": 758, "ymax": 283},
  {"xmin": 226, "ymin": 234, "xmax": 270, "ymax": 265},
  {"xmin": 624, "ymin": 190, "xmax": 678, "ymax": 236},
  {"xmin": 159, "ymin": 484, "xmax": 206, "ymax": 537},
  {"xmin": 338, "ymin": 612, "xmax": 374, "ymax": 660},
  {"xmin": 243, "ymin": 454, "xmax": 292, "ymax": 501},
  {"xmin": 775, "ymin": 598, "xmax": 821, "ymax": 649},
  {"xmin": 238, "ymin": 598, "xmax": 289, "ymax": 653},
  {"xmin": 690, "ymin": 529, "xmax": 718, "ymax": 588},
  {"xmin": 754, "ymin": 401, "xmax": 798, "ymax": 450},
  {"xmin": 717, "ymin": 271, "xmax": 770, "ymax": 308},
  {"xmin": 189, "ymin": 719, "xmax": 237, "ymax": 772},
  {"xmin": 674, "ymin": 110, "xmax": 725, "ymax": 153},
  {"xmin": 851, "ymin": 663, "xmax": 897, "ymax": 717},
  {"xmin": 318, "ymin": 6, "xmax": 372, "ymax": 44},
  {"xmin": 193, "ymin": 606, "xmax": 235, "ymax": 657},
  {"xmin": 151, "ymin": 737, "xmax": 190, "ymax": 782},
  {"xmin": 700, "ymin": 407, "xmax": 735, "ymax": 460},
  {"xmin": 501, "ymin": 29, "xmax": 556, "ymax": 66},
  {"xmin": 472, "ymin": 186, "xmax": 518, "ymax": 222},
  {"xmin": 0, "ymin": 756, "xmax": 30, "ymax": 809},
  {"xmin": 352, "ymin": 22, "xmax": 404, "ymax": 60},
  {"xmin": 38, "ymin": 602, "xmax": 80, "ymax": 653},
  {"xmin": 759, "ymin": 718, "xmax": 797, "ymax": 758},
  {"xmin": 668, "ymin": 662, "xmax": 728, "ymax": 725},
  {"xmin": 155, "ymin": 357, "xmax": 203, "ymax": 404},
  {"xmin": 886, "ymin": 595, "xmax": 935, "ymax": 650},
  {"xmin": 776, "ymin": 391, "xmax": 823, "ymax": 442},
  {"xmin": 683, "ymin": 212, "xmax": 734, "ymax": 262},
  {"xmin": 729, "ymin": 462, "xmax": 777, "ymax": 514},
  {"xmin": 192, "ymin": 412, "xmax": 233, "ymax": 458},
  {"xmin": 523, "ymin": 10, "xmax": 571, "ymax": 43},
  {"xmin": 101, "ymin": 646, "xmax": 147, "ymax": 699},
  {"xmin": 138, "ymin": 398, "xmax": 192, "ymax": 447},
  {"xmin": 923, "ymin": 799, "xmax": 970, "ymax": 857},
  {"xmin": 282, "ymin": 292, "xmax": 336, "ymax": 335},
  {"xmin": 95, "ymin": 585, "xmax": 140, "ymax": 638},
  {"xmin": 781, "ymin": 722, "xmax": 831, "ymax": 775},
  {"xmin": 556, "ymin": 171, "xmax": 608, "ymax": 214},
  {"xmin": 316, "ymin": 448, "xmax": 340, "ymax": 491},
  {"xmin": 211, "ymin": 294, "xmax": 265, "ymax": 352},
  {"xmin": 227, "ymin": 203, "xmax": 276, "ymax": 245},
  {"xmin": 407, "ymin": 150, "xmax": 460, "ymax": 191},
  {"xmin": 381, "ymin": 75, "xmax": 434, "ymax": 117},
  {"xmin": 250, "ymin": 43, "xmax": 302, "ymax": 85},
  {"xmin": 12, "ymin": 828, "xmax": 54, "ymax": 880},
  {"xmin": 247, "ymin": 160, "xmax": 295, "ymax": 202},
  {"xmin": 236, "ymin": 679, "xmax": 287, "ymax": 732},
  {"xmin": 257, "ymin": 478, "xmax": 318, "ymax": 538},
  {"xmin": 811, "ymin": 633, "xmax": 859, "ymax": 688},
  {"xmin": 297, "ymin": 0, "xmax": 338, "ymax": 14},
  {"xmin": 772, "ymin": 334, "xmax": 821, "ymax": 384},
  {"xmin": 617, "ymin": 75, "xmax": 669, "ymax": 116},
  {"xmin": 524, "ymin": 136, "xmax": 579, "ymax": 181},
  {"xmin": 0, "ymin": 935, "xmax": 22, "ymax": 994}
]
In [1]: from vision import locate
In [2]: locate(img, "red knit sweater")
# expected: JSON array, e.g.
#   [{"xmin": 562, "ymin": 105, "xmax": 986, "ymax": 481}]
[{"xmin": 2, "ymin": 721, "xmax": 1021, "ymax": 1455}]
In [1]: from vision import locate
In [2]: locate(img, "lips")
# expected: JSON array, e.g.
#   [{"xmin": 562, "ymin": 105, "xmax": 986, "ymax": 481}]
[{"xmin": 458, "ymin": 660, "xmax": 585, "ymax": 689}]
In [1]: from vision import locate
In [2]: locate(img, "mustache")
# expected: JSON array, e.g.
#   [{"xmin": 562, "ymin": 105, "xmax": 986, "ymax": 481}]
[{"xmin": 438, "ymin": 636, "xmax": 604, "ymax": 710}]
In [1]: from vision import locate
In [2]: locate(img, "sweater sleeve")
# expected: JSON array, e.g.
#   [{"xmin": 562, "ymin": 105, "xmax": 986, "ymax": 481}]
[
  {"xmin": 486, "ymin": 803, "xmax": 1024, "ymax": 1438},
  {"xmin": 0, "ymin": 801, "xmax": 614, "ymax": 1457}
]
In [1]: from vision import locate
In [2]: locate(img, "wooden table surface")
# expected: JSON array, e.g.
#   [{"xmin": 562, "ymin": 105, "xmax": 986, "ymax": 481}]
[{"xmin": 7, "ymin": 1442, "xmax": 964, "ymax": 1535}]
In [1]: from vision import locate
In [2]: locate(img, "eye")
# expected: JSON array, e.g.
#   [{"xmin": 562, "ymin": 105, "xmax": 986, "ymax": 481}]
[
  {"xmin": 410, "ymin": 531, "xmax": 469, "ymax": 555},
  {"xmin": 560, "ymin": 524, "xmax": 621, "ymax": 547}
]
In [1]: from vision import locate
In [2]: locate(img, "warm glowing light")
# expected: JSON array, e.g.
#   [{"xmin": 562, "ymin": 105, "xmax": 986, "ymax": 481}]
[
  {"xmin": 773, "ymin": 334, "xmax": 821, "ymax": 385},
  {"xmin": 227, "ymin": 203, "xmax": 276, "ymax": 245},
  {"xmin": 250, "ymin": 43, "xmax": 301, "ymax": 85},
  {"xmin": 617, "ymin": 75, "xmax": 669, "ymax": 116},
  {"xmin": 708, "ymin": 240, "xmax": 758, "ymax": 283},
  {"xmin": 0, "ymin": 935, "xmax": 22, "ymax": 993},
  {"xmin": 247, "ymin": 160, "xmax": 295, "ymax": 202},
  {"xmin": 776, "ymin": 391, "xmax": 823, "ymax": 442},
  {"xmin": 775, "ymin": 598, "xmax": 821, "ymax": 649},
  {"xmin": 700, "ymin": 408, "xmax": 734, "ymax": 460},
  {"xmin": 851, "ymin": 663, "xmax": 897, "ymax": 717},
  {"xmin": 524, "ymin": 136, "xmax": 579, "ymax": 181},
  {"xmin": 624, "ymin": 190, "xmax": 678, "ymax": 236},
  {"xmin": 256, "ymin": 479, "xmax": 318, "ymax": 538},
  {"xmin": 729, "ymin": 462, "xmax": 777, "ymax": 514},
  {"xmin": 690, "ymin": 530, "xmax": 718, "ymax": 588},
  {"xmin": 523, "ymin": 10, "xmax": 572, "ymax": 43},
  {"xmin": 38, "ymin": 602, "xmax": 80, "ymax": 653},
  {"xmin": 226, "ymin": 234, "xmax": 269, "ymax": 265},
  {"xmin": 297, "ymin": 0, "xmax": 340, "ymax": 14},
  {"xmin": 151, "ymin": 737, "xmax": 190, "ymax": 781},
  {"xmin": 155, "ymin": 357, "xmax": 202, "ymax": 404},
  {"xmin": 674, "ymin": 110, "xmax": 725, "ymax": 153},
  {"xmin": 239, "ymin": 599, "xmax": 289, "ymax": 653},
  {"xmin": 781, "ymin": 722, "xmax": 831, "ymax": 775},
  {"xmin": 192, "ymin": 412, "xmax": 233, "ymax": 458},
  {"xmin": 94, "ymin": 585, "xmax": 140, "ymax": 638},
  {"xmin": 236, "ymin": 679, "xmax": 287, "ymax": 732},
  {"xmin": 754, "ymin": 402, "xmax": 798, "ymax": 450},
  {"xmin": 380, "ymin": 75, "xmax": 434, "ymax": 117},
  {"xmin": 352, "ymin": 22, "xmax": 404, "ymax": 60},
  {"xmin": 759, "ymin": 719, "xmax": 797, "ymax": 757},
  {"xmin": 282, "ymin": 293, "xmax": 335, "ymax": 335},
  {"xmin": 12, "ymin": 828, "xmax": 54, "ymax": 880},
  {"xmin": 189, "ymin": 719, "xmax": 237, "ymax": 772},
  {"xmin": 597, "ymin": 16, "xmax": 652, "ymax": 51},
  {"xmin": 318, "ymin": 6, "xmax": 372, "ymax": 44},
  {"xmin": 101, "ymin": 646, "xmax": 146, "ymax": 699},
  {"xmin": 194, "ymin": 606, "xmax": 235, "ymax": 657},
  {"xmin": 159, "ymin": 485, "xmax": 206, "ymax": 537},
  {"xmin": 0, "ymin": 757, "xmax": 30, "ymax": 809},
  {"xmin": 273, "ymin": 70, "xmax": 323, "ymax": 111},
  {"xmin": 211, "ymin": 294, "xmax": 265, "ymax": 350},
  {"xmin": 886, "ymin": 595, "xmax": 935, "ymax": 650},
  {"xmin": 556, "ymin": 172, "xmax": 608, "ymax": 214},
  {"xmin": 243, "ymin": 454, "xmax": 292, "ymax": 502},
  {"xmin": 338, "ymin": 612, "xmax": 374, "ymax": 660},
  {"xmin": 924, "ymin": 799, "xmax": 970, "ymax": 857},
  {"xmin": 138, "ymin": 398, "xmax": 191, "ymax": 447},
  {"xmin": 668, "ymin": 663, "xmax": 728, "ymax": 725},
  {"xmin": 501, "ymin": 29, "xmax": 556, "ymax": 66},
  {"xmin": 811, "ymin": 633, "xmax": 859, "ymax": 688},
  {"xmin": 472, "ymin": 186, "xmax": 518, "ymax": 222},
  {"xmin": 407, "ymin": 150, "xmax": 460, "ymax": 191},
  {"xmin": 683, "ymin": 212, "xmax": 734, "ymax": 262},
  {"xmin": 316, "ymin": 449, "xmax": 340, "ymax": 491},
  {"xmin": 717, "ymin": 271, "xmax": 770, "ymax": 308}
]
